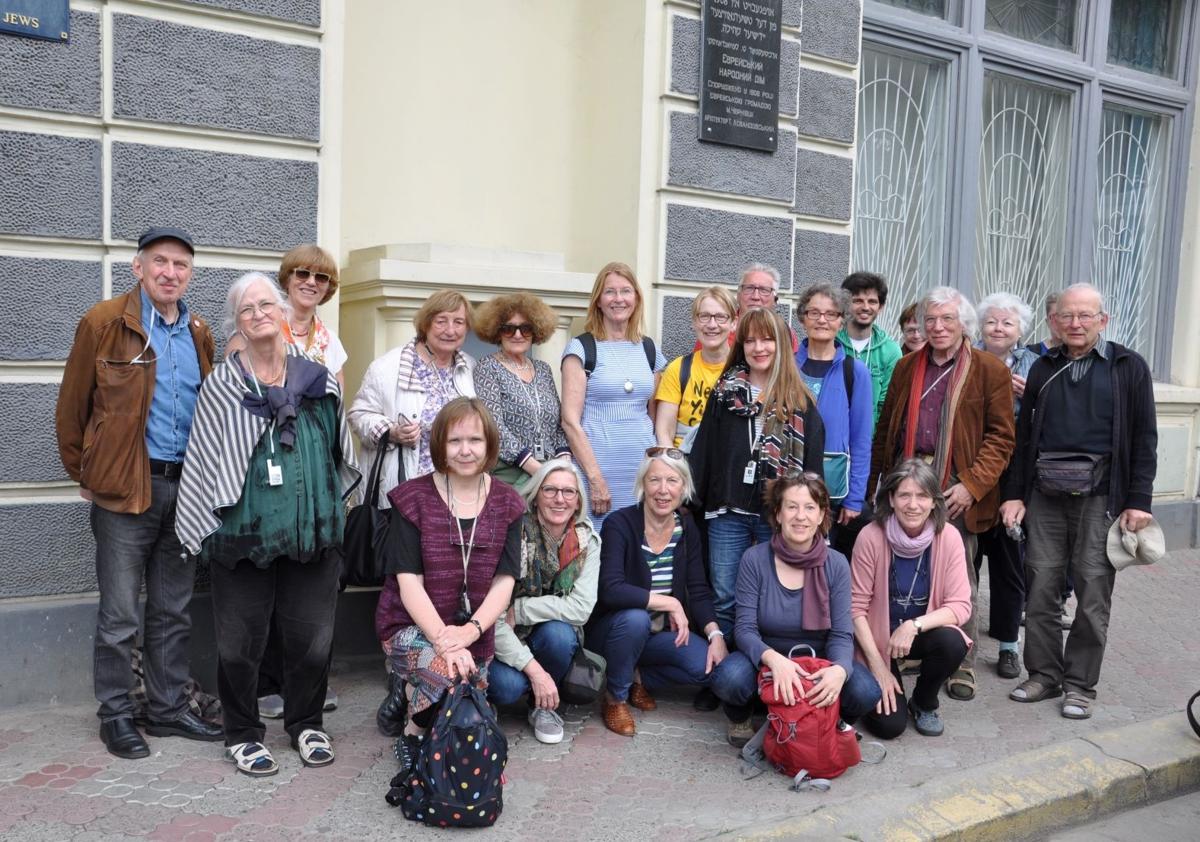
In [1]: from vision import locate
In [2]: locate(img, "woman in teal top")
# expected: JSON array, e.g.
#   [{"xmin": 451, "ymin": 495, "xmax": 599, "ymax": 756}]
[{"xmin": 178, "ymin": 272, "xmax": 359, "ymax": 779}]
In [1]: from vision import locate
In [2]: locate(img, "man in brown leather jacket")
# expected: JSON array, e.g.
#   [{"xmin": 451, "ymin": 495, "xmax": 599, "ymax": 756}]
[
  {"xmin": 56, "ymin": 227, "xmax": 222, "ymax": 758},
  {"xmin": 869, "ymin": 286, "xmax": 1016, "ymax": 703}
]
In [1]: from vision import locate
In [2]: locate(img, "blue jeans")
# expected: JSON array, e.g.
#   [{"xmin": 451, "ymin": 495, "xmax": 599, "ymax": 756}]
[
  {"xmin": 486, "ymin": 620, "xmax": 579, "ymax": 707},
  {"xmin": 587, "ymin": 609, "xmax": 712, "ymax": 701},
  {"xmin": 91, "ymin": 475, "xmax": 195, "ymax": 723},
  {"xmin": 710, "ymin": 651, "xmax": 881, "ymax": 724},
  {"xmin": 706, "ymin": 511, "xmax": 773, "ymax": 639}
]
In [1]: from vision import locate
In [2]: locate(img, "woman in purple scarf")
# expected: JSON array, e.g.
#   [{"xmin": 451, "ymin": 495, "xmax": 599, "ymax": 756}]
[{"xmin": 709, "ymin": 473, "xmax": 881, "ymax": 748}]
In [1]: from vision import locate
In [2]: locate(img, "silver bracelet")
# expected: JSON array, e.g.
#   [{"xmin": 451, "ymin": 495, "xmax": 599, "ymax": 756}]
[{"xmin": 707, "ymin": 628, "xmax": 725, "ymax": 642}]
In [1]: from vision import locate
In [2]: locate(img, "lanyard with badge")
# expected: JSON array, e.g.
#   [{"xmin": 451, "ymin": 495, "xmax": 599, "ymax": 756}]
[
  {"xmin": 247, "ymin": 354, "xmax": 285, "ymax": 487},
  {"xmin": 744, "ymin": 412, "xmax": 762, "ymax": 485}
]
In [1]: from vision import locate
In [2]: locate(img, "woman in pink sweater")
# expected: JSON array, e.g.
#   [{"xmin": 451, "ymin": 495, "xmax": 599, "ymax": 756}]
[{"xmin": 850, "ymin": 459, "xmax": 972, "ymax": 738}]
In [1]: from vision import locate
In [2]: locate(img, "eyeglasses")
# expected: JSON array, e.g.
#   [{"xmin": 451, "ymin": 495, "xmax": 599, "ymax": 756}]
[
  {"xmin": 739, "ymin": 284, "xmax": 776, "ymax": 298},
  {"xmin": 539, "ymin": 485, "xmax": 579, "ymax": 500},
  {"xmin": 802, "ymin": 309, "xmax": 842, "ymax": 322},
  {"xmin": 499, "ymin": 322, "xmax": 535, "ymax": 338},
  {"xmin": 1056, "ymin": 312, "xmax": 1101, "ymax": 325},
  {"xmin": 924, "ymin": 314, "xmax": 960, "ymax": 326},
  {"xmin": 238, "ymin": 301, "xmax": 278, "ymax": 319},
  {"xmin": 695, "ymin": 312, "xmax": 731, "ymax": 325},
  {"xmin": 645, "ymin": 446, "xmax": 685, "ymax": 460},
  {"xmin": 292, "ymin": 268, "xmax": 332, "ymax": 284}
]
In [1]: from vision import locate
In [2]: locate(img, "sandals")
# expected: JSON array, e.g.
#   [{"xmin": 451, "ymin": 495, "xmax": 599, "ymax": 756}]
[
  {"xmin": 944, "ymin": 667, "xmax": 976, "ymax": 701},
  {"xmin": 1062, "ymin": 692, "xmax": 1093, "ymax": 720},
  {"xmin": 226, "ymin": 742, "xmax": 279, "ymax": 778},
  {"xmin": 1009, "ymin": 678, "xmax": 1063, "ymax": 703},
  {"xmin": 296, "ymin": 729, "xmax": 335, "ymax": 767}
]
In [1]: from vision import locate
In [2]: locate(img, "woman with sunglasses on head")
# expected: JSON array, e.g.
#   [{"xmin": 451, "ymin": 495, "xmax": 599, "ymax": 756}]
[
  {"xmin": 226, "ymin": 244, "xmax": 347, "ymax": 389},
  {"xmin": 473, "ymin": 293, "xmax": 571, "ymax": 492},
  {"xmin": 586, "ymin": 448, "xmax": 726, "ymax": 736},
  {"xmin": 689, "ymin": 308, "xmax": 825, "ymax": 641},
  {"xmin": 488, "ymin": 459, "xmax": 599, "ymax": 744},
  {"xmin": 654, "ymin": 285, "xmax": 738, "ymax": 449}
]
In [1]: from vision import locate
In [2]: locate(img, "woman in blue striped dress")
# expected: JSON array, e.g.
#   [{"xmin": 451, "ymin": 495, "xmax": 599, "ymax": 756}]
[{"xmin": 561, "ymin": 262, "xmax": 665, "ymax": 530}]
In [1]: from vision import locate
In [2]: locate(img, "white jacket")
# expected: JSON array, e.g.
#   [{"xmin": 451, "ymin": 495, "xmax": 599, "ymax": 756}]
[{"xmin": 347, "ymin": 340, "xmax": 475, "ymax": 508}]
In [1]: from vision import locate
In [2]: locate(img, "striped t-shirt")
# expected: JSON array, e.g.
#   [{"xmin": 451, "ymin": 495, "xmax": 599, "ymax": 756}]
[{"xmin": 643, "ymin": 513, "xmax": 682, "ymax": 594}]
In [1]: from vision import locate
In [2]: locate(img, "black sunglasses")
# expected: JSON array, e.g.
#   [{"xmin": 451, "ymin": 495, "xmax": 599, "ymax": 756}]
[
  {"xmin": 293, "ymin": 268, "xmax": 332, "ymax": 284},
  {"xmin": 499, "ymin": 323, "xmax": 535, "ymax": 338},
  {"xmin": 645, "ymin": 446, "xmax": 685, "ymax": 460}
]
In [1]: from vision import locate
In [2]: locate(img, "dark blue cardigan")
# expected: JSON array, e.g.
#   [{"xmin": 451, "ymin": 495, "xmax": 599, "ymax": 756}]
[{"xmin": 592, "ymin": 503, "xmax": 718, "ymax": 632}]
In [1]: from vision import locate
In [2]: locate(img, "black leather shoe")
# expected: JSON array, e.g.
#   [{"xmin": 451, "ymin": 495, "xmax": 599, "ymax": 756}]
[
  {"xmin": 692, "ymin": 687, "xmax": 720, "ymax": 712},
  {"xmin": 100, "ymin": 717, "xmax": 150, "ymax": 759},
  {"xmin": 997, "ymin": 650, "xmax": 1021, "ymax": 679},
  {"xmin": 145, "ymin": 710, "xmax": 224, "ymax": 741},
  {"xmin": 377, "ymin": 673, "xmax": 408, "ymax": 737}
]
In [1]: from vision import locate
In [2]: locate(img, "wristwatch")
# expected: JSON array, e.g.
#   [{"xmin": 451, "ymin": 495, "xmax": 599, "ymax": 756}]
[{"xmin": 912, "ymin": 618, "xmax": 924, "ymax": 634}]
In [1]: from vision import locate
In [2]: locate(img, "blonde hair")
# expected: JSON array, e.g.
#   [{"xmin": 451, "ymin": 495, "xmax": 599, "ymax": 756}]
[
  {"xmin": 730, "ymin": 308, "xmax": 813, "ymax": 417},
  {"xmin": 691, "ymin": 285, "xmax": 738, "ymax": 322},
  {"xmin": 584, "ymin": 261, "xmax": 644, "ymax": 342}
]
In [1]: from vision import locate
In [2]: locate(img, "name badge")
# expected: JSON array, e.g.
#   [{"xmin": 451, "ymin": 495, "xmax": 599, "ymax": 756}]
[
  {"xmin": 267, "ymin": 459, "xmax": 283, "ymax": 486},
  {"xmin": 533, "ymin": 443, "xmax": 546, "ymax": 461},
  {"xmin": 742, "ymin": 460, "xmax": 757, "ymax": 485}
]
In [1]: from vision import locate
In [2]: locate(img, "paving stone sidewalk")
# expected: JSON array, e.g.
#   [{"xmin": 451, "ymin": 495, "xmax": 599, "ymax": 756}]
[{"xmin": 2, "ymin": 549, "xmax": 1196, "ymax": 841}]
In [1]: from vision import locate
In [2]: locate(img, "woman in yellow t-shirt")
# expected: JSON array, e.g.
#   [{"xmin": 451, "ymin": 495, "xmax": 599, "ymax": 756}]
[{"xmin": 654, "ymin": 286, "xmax": 738, "ymax": 448}]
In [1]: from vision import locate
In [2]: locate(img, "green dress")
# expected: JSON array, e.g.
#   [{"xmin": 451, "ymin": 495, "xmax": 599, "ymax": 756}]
[{"xmin": 201, "ymin": 392, "xmax": 346, "ymax": 569}]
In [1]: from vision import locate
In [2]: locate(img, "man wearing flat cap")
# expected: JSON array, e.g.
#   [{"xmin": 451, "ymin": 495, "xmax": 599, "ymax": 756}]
[
  {"xmin": 1000, "ymin": 282, "xmax": 1158, "ymax": 721},
  {"xmin": 56, "ymin": 227, "xmax": 222, "ymax": 758}
]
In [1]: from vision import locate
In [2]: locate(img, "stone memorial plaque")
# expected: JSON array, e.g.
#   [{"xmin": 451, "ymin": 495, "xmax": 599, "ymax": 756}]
[
  {"xmin": 0, "ymin": 0, "xmax": 68, "ymax": 42},
  {"xmin": 698, "ymin": 0, "xmax": 782, "ymax": 152}
]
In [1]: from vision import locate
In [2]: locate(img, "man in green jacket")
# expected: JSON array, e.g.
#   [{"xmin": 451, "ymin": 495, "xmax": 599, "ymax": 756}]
[{"xmin": 837, "ymin": 271, "xmax": 902, "ymax": 424}]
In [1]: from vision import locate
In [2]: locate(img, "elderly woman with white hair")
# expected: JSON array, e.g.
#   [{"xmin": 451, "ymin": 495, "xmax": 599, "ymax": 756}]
[
  {"xmin": 177, "ymin": 272, "xmax": 360, "ymax": 777},
  {"xmin": 486, "ymin": 459, "xmax": 600, "ymax": 745},
  {"xmin": 586, "ymin": 448, "xmax": 728, "ymax": 737},
  {"xmin": 973, "ymin": 292, "xmax": 1040, "ymax": 680}
]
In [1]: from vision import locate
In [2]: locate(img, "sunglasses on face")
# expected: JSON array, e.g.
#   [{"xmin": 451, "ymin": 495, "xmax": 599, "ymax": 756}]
[
  {"xmin": 499, "ymin": 322, "xmax": 535, "ymax": 338},
  {"xmin": 645, "ymin": 446, "xmax": 685, "ymax": 460},
  {"xmin": 293, "ymin": 268, "xmax": 332, "ymax": 284}
]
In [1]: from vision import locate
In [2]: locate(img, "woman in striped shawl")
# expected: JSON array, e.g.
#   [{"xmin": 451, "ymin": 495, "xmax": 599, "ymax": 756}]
[{"xmin": 177, "ymin": 272, "xmax": 359, "ymax": 778}]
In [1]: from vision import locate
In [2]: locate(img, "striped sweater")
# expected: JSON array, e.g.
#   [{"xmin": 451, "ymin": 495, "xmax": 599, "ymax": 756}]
[{"xmin": 176, "ymin": 346, "xmax": 361, "ymax": 556}]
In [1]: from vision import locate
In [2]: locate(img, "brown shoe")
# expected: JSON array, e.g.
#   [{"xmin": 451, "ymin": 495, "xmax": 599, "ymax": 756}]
[
  {"xmin": 628, "ymin": 682, "xmax": 657, "ymax": 711},
  {"xmin": 602, "ymin": 700, "xmax": 636, "ymax": 737}
]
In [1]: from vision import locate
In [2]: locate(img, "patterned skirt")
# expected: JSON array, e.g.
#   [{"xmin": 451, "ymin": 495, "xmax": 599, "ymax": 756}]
[{"xmin": 384, "ymin": 626, "xmax": 490, "ymax": 716}]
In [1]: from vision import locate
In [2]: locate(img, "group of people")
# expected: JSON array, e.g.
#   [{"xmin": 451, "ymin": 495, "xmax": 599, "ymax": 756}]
[{"xmin": 56, "ymin": 229, "xmax": 1158, "ymax": 782}]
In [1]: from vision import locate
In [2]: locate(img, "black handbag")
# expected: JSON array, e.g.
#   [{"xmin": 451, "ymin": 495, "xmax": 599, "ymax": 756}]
[
  {"xmin": 560, "ymin": 646, "xmax": 607, "ymax": 706},
  {"xmin": 341, "ymin": 435, "xmax": 391, "ymax": 589},
  {"xmin": 1035, "ymin": 452, "xmax": 1109, "ymax": 497}
]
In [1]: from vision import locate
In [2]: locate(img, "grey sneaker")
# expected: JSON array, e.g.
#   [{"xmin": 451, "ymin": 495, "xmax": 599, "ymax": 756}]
[
  {"xmin": 527, "ymin": 708, "xmax": 564, "ymax": 744},
  {"xmin": 323, "ymin": 687, "xmax": 339, "ymax": 712},
  {"xmin": 910, "ymin": 703, "xmax": 944, "ymax": 737},
  {"xmin": 727, "ymin": 718, "xmax": 756, "ymax": 748},
  {"xmin": 258, "ymin": 694, "xmax": 284, "ymax": 719}
]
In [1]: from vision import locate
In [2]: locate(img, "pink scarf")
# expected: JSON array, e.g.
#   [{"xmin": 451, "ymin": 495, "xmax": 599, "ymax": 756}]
[
  {"xmin": 770, "ymin": 533, "xmax": 830, "ymax": 631},
  {"xmin": 884, "ymin": 514, "xmax": 934, "ymax": 557}
]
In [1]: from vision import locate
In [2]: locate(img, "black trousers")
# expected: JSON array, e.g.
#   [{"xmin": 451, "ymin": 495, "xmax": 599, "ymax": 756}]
[
  {"xmin": 974, "ymin": 523, "xmax": 1026, "ymax": 643},
  {"xmin": 210, "ymin": 553, "xmax": 339, "ymax": 745},
  {"xmin": 860, "ymin": 627, "xmax": 968, "ymax": 740}
]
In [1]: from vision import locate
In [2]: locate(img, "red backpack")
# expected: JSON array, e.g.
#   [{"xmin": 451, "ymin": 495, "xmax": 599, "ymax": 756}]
[{"xmin": 757, "ymin": 646, "xmax": 861, "ymax": 782}]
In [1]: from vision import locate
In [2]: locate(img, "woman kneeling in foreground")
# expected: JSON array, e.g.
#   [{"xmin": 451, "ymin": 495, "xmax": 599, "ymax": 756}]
[
  {"xmin": 852, "ymin": 459, "xmax": 972, "ymax": 738},
  {"xmin": 587, "ymin": 448, "xmax": 728, "ymax": 736},
  {"xmin": 710, "ymin": 472, "xmax": 881, "ymax": 748},
  {"xmin": 375, "ymin": 398, "xmax": 526, "ymax": 774}
]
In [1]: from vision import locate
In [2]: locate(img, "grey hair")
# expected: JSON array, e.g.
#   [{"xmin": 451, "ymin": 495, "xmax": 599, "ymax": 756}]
[
  {"xmin": 796, "ymin": 283, "xmax": 851, "ymax": 320},
  {"xmin": 977, "ymin": 292, "xmax": 1033, "ymax": 337},
  {"xmin": 1043, "ymin": 290, "xmax": 1061, "ymax": 317},
  {"xmin": 1061, "ymin": 283, "xmax": 1107, "ymax": 315},
  {"xmin": 522, "ymin": 458, "xmax": 591, "ymax": 526},
  {"xmin": 873, "ymin": 458, "xmax": 948, "ymax": 533},
  {"xmin": 739, "ymin": 262, "xmax": 781, "ymax": 290},
  {"xmin": 918, "ymin": 286, "xmax": 978, "ymax": 341},
  {"xmin": 633, "ymin": 451, "xmax": 696, "ymax": 505},
  {"xmin": 222, "ymin": 271, "xmax": 290, "ymax": 340}
]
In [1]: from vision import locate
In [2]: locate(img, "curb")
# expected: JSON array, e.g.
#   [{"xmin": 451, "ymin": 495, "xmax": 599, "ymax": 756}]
[{"xmin": 718, "ymin": 712, "xmax": 1200, "ymax": 841}]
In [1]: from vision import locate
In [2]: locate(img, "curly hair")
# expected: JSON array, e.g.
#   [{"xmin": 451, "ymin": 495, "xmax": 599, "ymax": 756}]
[{"xmin": 474, "ymin": 292, "xmax": 558, "ymax": 345}]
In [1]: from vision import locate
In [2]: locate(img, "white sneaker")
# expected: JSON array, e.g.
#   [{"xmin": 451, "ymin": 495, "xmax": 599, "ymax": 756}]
[{"xmin": 528, "ymin": 708, "xmax": 564, "ymax": 744}]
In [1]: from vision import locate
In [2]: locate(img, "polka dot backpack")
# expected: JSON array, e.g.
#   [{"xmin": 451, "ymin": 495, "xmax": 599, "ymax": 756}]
[{"xmin": 394, "ymin": 678, "xmax": 508, "ymax": 828}]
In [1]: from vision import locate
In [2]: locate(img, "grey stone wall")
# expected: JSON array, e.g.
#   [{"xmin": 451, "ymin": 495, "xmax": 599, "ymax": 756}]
[
  {"xmin": 661, "ymin": 1, "xmax": 860, "ymax": 329},
  {"xmin": 0, "ymin": 10, "xmax": 100, "ymax": 115},
  {"xmin": 113, "ymin": 14, "xmax": 320, "ymax": 140},
  {"xmin": 0, "ymin": 2, "xmax": 325, "ymax": 610}
]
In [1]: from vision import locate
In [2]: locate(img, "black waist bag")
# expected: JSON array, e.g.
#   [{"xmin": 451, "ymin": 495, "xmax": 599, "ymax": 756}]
[
  {"xmin": 1035, "ymin": 452, "xmax": 1110, "ymax": 497},
  {"xmin": 395, "ymin": 679, "xmax": 507, "ymax": 828}
]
